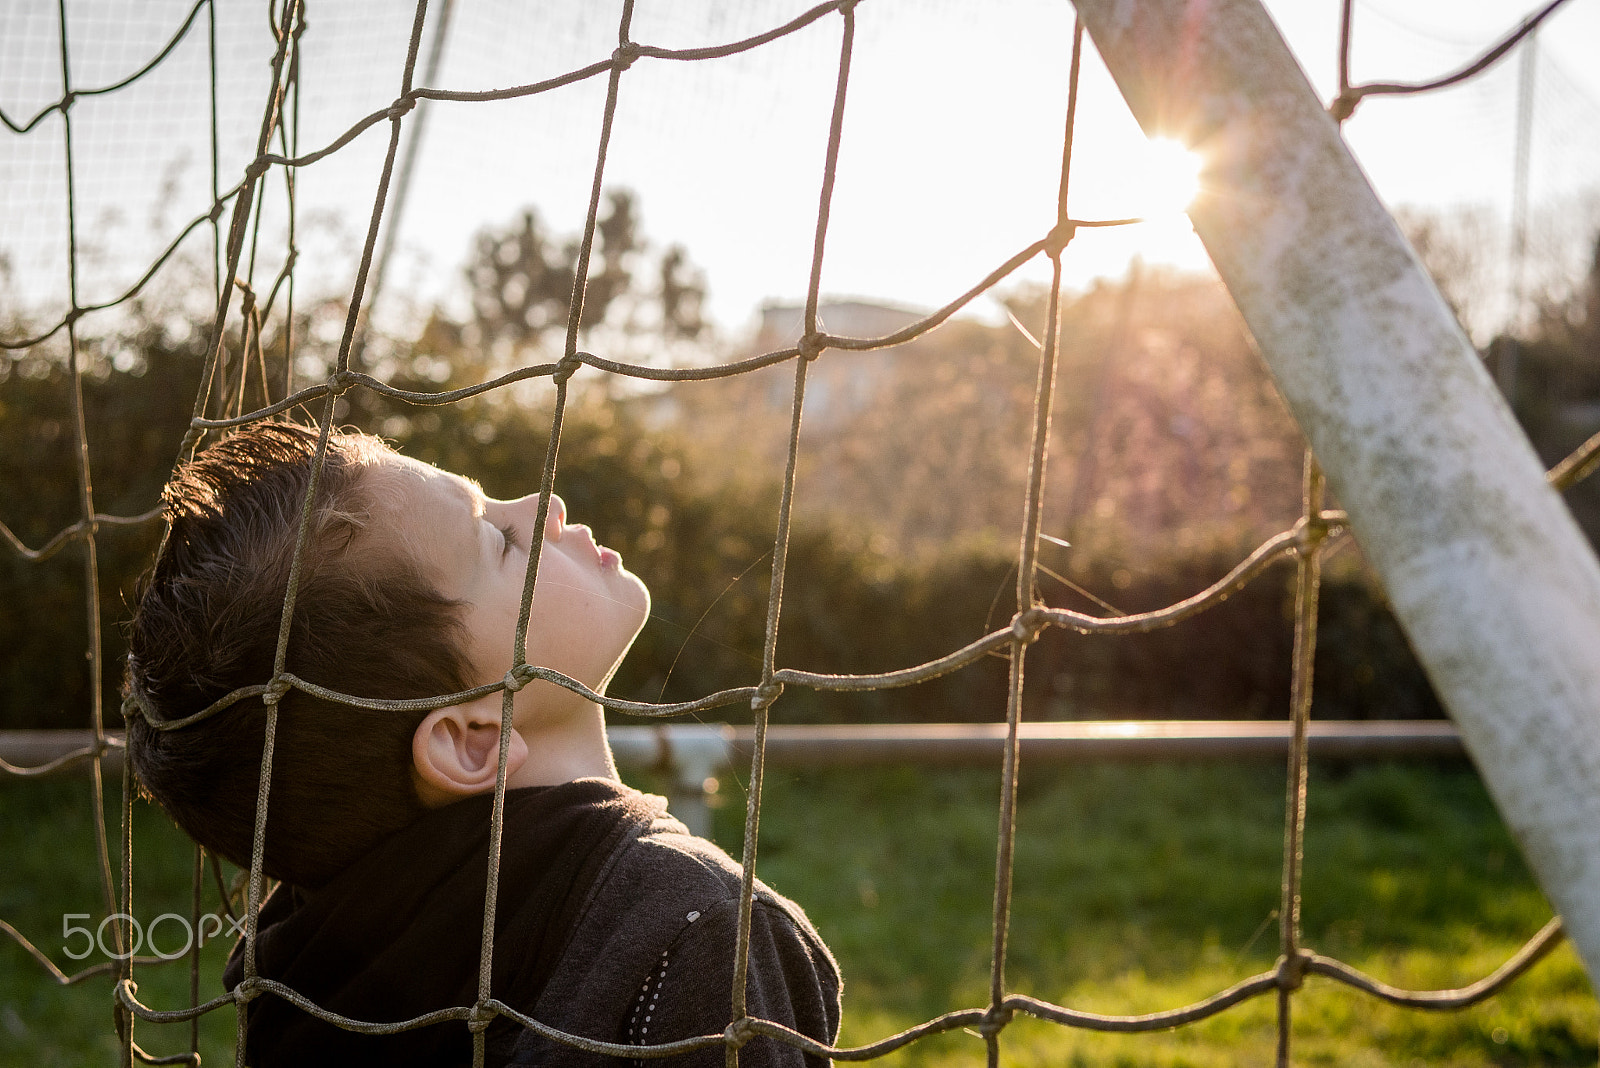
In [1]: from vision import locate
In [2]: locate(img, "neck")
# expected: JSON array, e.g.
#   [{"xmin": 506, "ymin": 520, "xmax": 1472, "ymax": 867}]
[{"xmin": 507, "ymin": 698, "xmax": 617, "ymax": 788}]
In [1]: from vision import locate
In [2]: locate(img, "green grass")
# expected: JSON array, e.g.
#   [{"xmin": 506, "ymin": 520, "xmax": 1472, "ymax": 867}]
[
  {"xmin": 2, "ymin": 759, "xmax": 1594, "ymax": 1066},
  {"xmin": 0, "ymin": 774, "xmax": 241, "ymax": 1066},
  {"xmin": 708, "ymin": 760, "xmax": 1596, "ymax": 1068}
]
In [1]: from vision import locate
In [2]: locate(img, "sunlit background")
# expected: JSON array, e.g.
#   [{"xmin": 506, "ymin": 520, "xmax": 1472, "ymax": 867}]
[
  {"xmin": 6, "ymin": 10, "xmax": 1600, "ymax": 1062},
  {"xmin": 4, "ymin": 0, "xmax": 1599, "ymax": 343}
]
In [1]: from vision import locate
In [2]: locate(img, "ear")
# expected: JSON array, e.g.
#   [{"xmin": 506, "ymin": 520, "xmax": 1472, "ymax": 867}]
[{"xmin": 411, "ymin": 695, "xmax": 530, "ymax": 808}]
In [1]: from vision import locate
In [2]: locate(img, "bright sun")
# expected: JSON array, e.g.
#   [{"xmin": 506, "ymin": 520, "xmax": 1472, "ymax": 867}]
[
  {"xmin": 1133, "ymin": 137, "xmax": 1204, "ymax": 219},
  {"xmin": 1065, "ymin": 134, "xmax": 1210, "ymax": 279}
]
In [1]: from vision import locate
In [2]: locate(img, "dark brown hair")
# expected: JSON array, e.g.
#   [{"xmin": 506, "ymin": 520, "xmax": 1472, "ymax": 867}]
[{"xmin": 125, "ymin": 421, "xmax": 472, "ymax": 888}]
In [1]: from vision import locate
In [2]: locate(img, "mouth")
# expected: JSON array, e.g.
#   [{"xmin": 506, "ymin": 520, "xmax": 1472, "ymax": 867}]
[{"xmin": 571, "ymin": 522, "xmax": 621, "ymax": 570}]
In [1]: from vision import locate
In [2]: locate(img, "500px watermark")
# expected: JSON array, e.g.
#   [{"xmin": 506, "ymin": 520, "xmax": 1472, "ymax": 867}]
[{"xmin": 61, "ymin": 912, "xmax": 247, "ymax": 961}]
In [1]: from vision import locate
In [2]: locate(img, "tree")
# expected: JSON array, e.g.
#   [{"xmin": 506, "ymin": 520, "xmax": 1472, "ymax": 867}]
[
  {"xmin": 1393, "ymin": 205, "xmax": 1503, "ymax": 345},
  {"xmin": 672, "ymin": 272, "xmax": 1308, "ymax": 570},
  {"xmin": 0, "ymin": 303, "xmax": 212, "ymax": 729},
  {"xmin": 462, "ymin": 189, "xmax": 706, "ymax": 365},
  {"xmin": 1506, "ymin": 229, "xmax": 1600, "ymax": 547}
]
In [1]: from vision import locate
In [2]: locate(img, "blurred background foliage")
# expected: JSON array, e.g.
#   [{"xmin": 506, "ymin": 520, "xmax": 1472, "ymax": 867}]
[{"xmin": 4, "ymin": 194, "xmax": 1599, "ymax": 730}]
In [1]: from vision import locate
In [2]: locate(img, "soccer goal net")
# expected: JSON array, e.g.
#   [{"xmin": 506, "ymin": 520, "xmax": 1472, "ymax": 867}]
[{"xmin": 4, "ymin": 2, "xmax": 1600, "ymax": 1066}]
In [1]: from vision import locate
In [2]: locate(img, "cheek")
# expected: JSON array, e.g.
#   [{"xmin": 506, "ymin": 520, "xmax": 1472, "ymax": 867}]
[
  {"xmin": 462, "ymin": 574, "xmax": 534, "ymax": 678},
  {"xmin": 465, "ymin": 606, "xmax": 518, "ymax": 678},
  {"xmin": 522, "ymin": 549, "xmax": 643, "ymax": 667},
  {"xmin": 525, "ymin": 562, "xmax": 588, "ymax": 641}
]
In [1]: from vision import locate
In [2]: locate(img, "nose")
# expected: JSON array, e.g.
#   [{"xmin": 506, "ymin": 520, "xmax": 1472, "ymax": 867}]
[
  {"xmin": 542, "ymin": 493, "xmax": 567, "ymax": 541},
  {"xmin": 492, "ymin": 492, "xmax": 563, "ymax": 542}
]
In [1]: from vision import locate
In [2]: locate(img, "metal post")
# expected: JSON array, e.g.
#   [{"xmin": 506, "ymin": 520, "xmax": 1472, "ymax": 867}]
[{"xmin": 1074, "ymin": 0, "xmax": 1600, "ymax": 980}]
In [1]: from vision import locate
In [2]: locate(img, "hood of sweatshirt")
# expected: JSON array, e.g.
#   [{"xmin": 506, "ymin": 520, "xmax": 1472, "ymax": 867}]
[{"xmin": 222, "ymin": 779, "xmax": 661, "ymax": 1068}]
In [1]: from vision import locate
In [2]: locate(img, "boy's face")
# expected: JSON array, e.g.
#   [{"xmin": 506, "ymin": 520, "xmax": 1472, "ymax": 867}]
[{"xmin": 368, "ymin": 453, "xmax": 650, "ymax": 725}]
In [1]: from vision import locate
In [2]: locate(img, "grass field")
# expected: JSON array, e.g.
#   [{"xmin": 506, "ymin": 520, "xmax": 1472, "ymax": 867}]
[{"xmin": 1, "ymin": 757, "xmax": 1595, "ymax": 1066}]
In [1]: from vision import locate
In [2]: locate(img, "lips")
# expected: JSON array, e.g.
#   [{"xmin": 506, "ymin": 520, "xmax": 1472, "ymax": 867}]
[{"xmin": 566, "ymin": 523, "xmax": 621, "ymax": 570}]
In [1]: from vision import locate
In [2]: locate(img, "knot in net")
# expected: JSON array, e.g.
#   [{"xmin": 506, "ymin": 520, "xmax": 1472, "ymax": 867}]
[
  {"xmin": 121, "ymin": 667, "xmax": 156, "ymax": 725},
  {"xmin": 467, "ymin": 1001, "xmax": 498, "ymax": 1034},
  {"xmin": 1010, "ymin": 607, "xmax": 1046, "ymax": 645},
  {"xmin": 1043, "ymin": 220, "xmax": 1078, "ymax": 258},
  {"xmin": 552, "ymin": 353, "xmax": 583, "ymax": 384},
  {"xmin": 722, "ymin": 1016, "xmax": 757, "ymax": 1050},
  {"xmin": 797, "ymin": 331, "xmax": 827, "ymax": 363},
  {"xmin": 611, "ymin": 42, "xmax": 641, "ymax": 71},
  {"xmin": 977, "ymin": 1005, "xmax": 1013, "ymax": 1040},
  {"xmin": 1293, "ymin": 511, "xmax": 1330, "ymax": 557},
  {"xmin": 752, "ymin": 680, "xmax": 785, "ymax": 711},
  {"xmin": 326, "ymin": 369, "xmax": 359, "ymax": 397},
  {"xmin": 1275, "ymin": 950, "xmax": 1310, "ymax": 993}
]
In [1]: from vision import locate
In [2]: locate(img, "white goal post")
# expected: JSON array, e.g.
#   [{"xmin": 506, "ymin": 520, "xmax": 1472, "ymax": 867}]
[{"xmin": 1074, "ymin": 0, "xmax": 1600, "ymax": 980}]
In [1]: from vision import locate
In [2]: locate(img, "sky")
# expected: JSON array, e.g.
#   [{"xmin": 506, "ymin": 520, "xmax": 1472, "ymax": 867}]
[{"xmin": 3, "ymin": 0, "xmax": 1599, "ymax": 344}]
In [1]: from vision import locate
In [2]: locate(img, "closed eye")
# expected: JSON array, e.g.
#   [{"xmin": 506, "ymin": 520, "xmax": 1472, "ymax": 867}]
[{"xmin": 498, "ymin": 524, "xmax": 519, "ymax": 556}]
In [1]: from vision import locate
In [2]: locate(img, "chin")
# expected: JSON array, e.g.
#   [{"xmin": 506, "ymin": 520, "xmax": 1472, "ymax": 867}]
[
  {"xmin": 619, "ymin": 570, "xmax": 651, "ymax": 623},
  {"xmin": 621, "ymin": 586, "xmax": 651, "ymax": 647}
]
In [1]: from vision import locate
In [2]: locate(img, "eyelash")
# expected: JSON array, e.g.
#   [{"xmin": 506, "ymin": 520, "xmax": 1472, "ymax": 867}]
[{"xmin": 498, "ymin": 524, "xmax": 518, "ymax": 555}]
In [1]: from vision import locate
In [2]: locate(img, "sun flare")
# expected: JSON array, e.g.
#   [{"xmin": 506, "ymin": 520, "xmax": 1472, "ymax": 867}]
[
  {"xmin": 1061, "ymin": 134, "xmax": 1209, "ymax": 277},
  {"xmin": 1134, "ymin": 137, "xmax": 1204, "ymax": 219}
]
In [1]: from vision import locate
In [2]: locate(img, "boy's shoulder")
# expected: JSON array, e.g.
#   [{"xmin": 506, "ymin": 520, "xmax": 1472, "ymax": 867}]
[
  {"xmin": 510, "ymin": 799, "xmax": 841, "ymax": 1066},
  {"xmin": 595, "ymin": 804, "xmax": 828, "ymax": 949}
]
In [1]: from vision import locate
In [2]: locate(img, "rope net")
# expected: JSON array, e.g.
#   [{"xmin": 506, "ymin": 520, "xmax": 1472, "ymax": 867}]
[{"xmin": 4, "ymin": 1, "xmax": 1599, "ymax": 1066}]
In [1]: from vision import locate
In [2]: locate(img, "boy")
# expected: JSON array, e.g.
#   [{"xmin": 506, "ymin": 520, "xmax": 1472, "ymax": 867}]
[{"xmin": 124, "ymin": 420, "xmax": 840, "ymax": 1067}]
